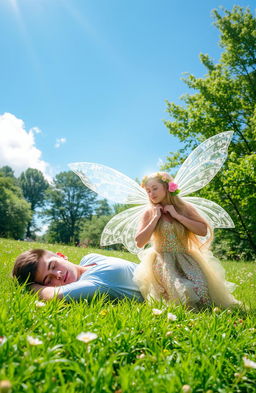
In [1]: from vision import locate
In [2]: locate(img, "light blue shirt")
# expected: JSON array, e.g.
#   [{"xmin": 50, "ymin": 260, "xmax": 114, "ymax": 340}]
[{"xmin": 59, "ymin": 253, "xmax": 143, "ymax": 302}]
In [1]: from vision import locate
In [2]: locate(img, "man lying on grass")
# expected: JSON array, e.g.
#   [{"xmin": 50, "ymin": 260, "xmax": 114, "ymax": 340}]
[{"xmin": 12, "ymin": 249, "xmax": 144, "ymax": 302}]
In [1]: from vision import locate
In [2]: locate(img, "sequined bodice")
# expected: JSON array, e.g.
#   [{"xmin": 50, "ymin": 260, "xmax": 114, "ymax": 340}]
[{"xmin": 154, "ymin": 220, "xmax": 186, "ymax": 253}]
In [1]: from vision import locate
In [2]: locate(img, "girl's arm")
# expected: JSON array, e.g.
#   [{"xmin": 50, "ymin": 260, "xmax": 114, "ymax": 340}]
[
  {"xmin": 135, "ymin": 205, "xmax": 162, "ymax": 248},
  {"xmin": 164, "ymin": 204, "xmax": 208, "ymax": 236}
]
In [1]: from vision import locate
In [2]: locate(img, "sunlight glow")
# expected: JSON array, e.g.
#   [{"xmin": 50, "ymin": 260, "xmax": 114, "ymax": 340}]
[
  {"xmin": 6, "ymin": 0, "xmax": 45, "ymax": 89},
  {"xmin": 9, "ymin": 0, "xmax": 20, "ymax": 16}
]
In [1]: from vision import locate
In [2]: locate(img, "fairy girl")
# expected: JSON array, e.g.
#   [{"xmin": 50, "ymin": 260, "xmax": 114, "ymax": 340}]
[
  {"xmin": 133, "ymin": 172, "xmax": 239, "ymax": 308},
  {"xmin": 69, "ymin": 131, "xmax": 240, "ymax": 309}
]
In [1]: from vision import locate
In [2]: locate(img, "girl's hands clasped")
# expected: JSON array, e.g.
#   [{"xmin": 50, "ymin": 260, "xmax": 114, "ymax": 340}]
[
  {"xmin": 152, "ymin": 204, "xmax": 163, "ymax": 220},
  {"xmin": 163, "ymin": 204, "xmax": 179, "ymax": 220}
]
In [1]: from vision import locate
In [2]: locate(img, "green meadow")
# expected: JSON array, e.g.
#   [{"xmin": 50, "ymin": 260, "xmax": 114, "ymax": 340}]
[{"xmin": 0, "ymin": 238, "xmax": 255, "ymax": 393}]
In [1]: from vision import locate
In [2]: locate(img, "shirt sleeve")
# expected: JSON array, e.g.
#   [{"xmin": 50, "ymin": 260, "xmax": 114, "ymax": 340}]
[
  {"xmin": 57, "ymin": 279, "xmax": 109, "ymax": 301},
  {"xmin": 79, "ymin": 253, "xmax": 107, "ymax": 266}
]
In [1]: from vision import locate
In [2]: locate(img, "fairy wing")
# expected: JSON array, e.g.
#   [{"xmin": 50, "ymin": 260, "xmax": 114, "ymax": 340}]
[
  {"xmin": 174, "ymin": 131, "xmax": 233, "ymax": 196},
  {"xmin": 68, "ymin": 162, "xmax": 149, "ymax": 254},
  {"xmin": 183, "ymin": 196, "xmax": 235, "ymax": 228},
  {"xmin": 100, "ymin": 205, "xmax": 149, "ymax": 254},
  {"xmin": 68, "ymin": 162, "xmax": 148, "ymax": 204}
]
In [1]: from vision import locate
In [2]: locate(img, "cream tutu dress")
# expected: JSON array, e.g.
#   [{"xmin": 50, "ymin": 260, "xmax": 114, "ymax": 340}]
[{"xmin": 134, "ymin": 219, "xmax": 240, "ymax": 309}]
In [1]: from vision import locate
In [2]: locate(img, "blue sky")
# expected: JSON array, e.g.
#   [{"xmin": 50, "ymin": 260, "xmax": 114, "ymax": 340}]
[{"xmin": 0, "ymin": 0, "xmax": 255, "ymax": 181}]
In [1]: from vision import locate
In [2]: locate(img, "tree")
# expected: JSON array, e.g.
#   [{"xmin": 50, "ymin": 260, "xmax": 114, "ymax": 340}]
[
  {"xmin": 79, "ymin": 216, "xmax": 111, "ymax": 247},
  {"xmin": 0, "ymin": 175, "xmax": 31, "ymax": 239},
  {"xmin": 163, "ymin": 6, "xmax": 256, "ymax": 260},
  {"xmin": 0, "ymin": 166, "xmax": 15, "ymax": 178},
  {"xmin": 95, "ymin": 199, "xmax": 112, "ymax": 217},
  {"xmin": 113, "ymin": 203, "xmax": 133, "ymax": 214},
  {"xmin": 19, "ymin": 168, "xmax": 49, "ymax": 237},
  {"xmin": 44, "ymin": 171, "xmax": 97, "ymax": 244}
]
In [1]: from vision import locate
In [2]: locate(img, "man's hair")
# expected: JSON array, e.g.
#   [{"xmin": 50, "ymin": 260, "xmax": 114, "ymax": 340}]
[{"xmin": 12, "ymin": 249, "xmax": 48, "ymax": 285}]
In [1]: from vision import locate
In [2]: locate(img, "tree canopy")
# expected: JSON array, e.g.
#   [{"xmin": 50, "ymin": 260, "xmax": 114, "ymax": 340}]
[
  {"xmin": 44, "ymin": 171, "xmax": 97, "ymax": 244},
  {"xmin": 163, "ymin": 6, "xmax": 256, "ymax": 259},
  {"xmin": 19, "ymin": 168, "xmax": 49, "ymax": 237},
  {"xmin": 0, "ymin": 174, "xmax": 31, "ymax": 239}
]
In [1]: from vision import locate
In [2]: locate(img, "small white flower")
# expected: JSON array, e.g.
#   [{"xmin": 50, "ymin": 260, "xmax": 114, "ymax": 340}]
[
  {"xmin": 167, "ymin": 313, "xmax": 177, "ymax": 321},
  {"xmin": 35, "ymin": 301, "xmax": 46, "ymax": 308},
  {"xmin": 0, "ymin": 380, "xmax": 12, "ymax": 393},
  {"xmin": 152, "ymin": 308, "xmax": 163, "ymax": 315},
  {"xmin": 76, "ymin": 332, "xmax": 98, "ymax": 343},
  {"xmin": 27, "ymin": 336, "xmax": 43, "ymax": 346},
  {"xmin": 182, "ymin": 384, "xmax": 192, "ymax": 393},
  {"xmin": 0, "ymin": 336, "xmax": 7, "ymax": 345},
  {"xmin": 243, "ymin": 356, "xmax": 256, "ymax": 369},
  {"xmin": 136, "ymin": 353, "xmax": 145, "ymax": 359}
]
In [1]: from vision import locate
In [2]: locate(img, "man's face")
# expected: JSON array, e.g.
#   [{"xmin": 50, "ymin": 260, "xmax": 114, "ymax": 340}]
[{"xmin": 34, "ymin": 253, "xmax": 79, "ymax": 287}]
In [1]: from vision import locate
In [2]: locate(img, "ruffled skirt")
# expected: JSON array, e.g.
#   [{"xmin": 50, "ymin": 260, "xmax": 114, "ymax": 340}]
[{"xmin": 133, "ymin": 248, "xmax": 240, "ymax": 309}]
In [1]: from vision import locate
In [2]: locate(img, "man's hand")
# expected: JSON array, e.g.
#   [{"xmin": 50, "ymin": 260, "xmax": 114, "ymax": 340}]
[{"xmin": 31, "ymin": 283, "xmax": 44, "ymax": 293}]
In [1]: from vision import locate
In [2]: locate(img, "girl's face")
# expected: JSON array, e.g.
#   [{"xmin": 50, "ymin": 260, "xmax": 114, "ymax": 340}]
[{"xmin": 145, "ymin": 179, "xmax": 167, "ymax": 204}]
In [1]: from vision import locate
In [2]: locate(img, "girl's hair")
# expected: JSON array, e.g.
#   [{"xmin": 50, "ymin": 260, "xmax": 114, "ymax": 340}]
[
  {"xmin": 141, "ymin": 172, "xmax": 213, "ymax": 252},
  {"xmin": 12, "ymin": 249, "xmax": 51, "ymax": 285}
]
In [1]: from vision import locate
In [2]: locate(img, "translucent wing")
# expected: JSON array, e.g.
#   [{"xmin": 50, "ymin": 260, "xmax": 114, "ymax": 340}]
[
  {"xmin": 68, "ymin": 162, "xmax": 148, "ymax": 204},
  {"xmin": 100, "ymin": 205, "xmax": 149, "ymax": 254},
  {"xmin": 175, "ymin": 131, "xmax": 233, "ymax": 196},
  {"xmin": 183, "ymin": 197, "xmax": 235, "ymax": 228}
]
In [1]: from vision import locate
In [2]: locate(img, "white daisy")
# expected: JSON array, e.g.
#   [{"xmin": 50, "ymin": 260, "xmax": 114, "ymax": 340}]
[
  {"xmin": 35, "ymin": 301, "xmax": 46, "ymax": 307},
  {"xmin": 152, "ymin": 308, "xmax": 163, "ymax": 315},
  {"xmin": 243, "ymin": 356, "xmax": 256, "ymax": 369},
  {"xmin": 0, "ymin": 336, "xmax": 7, "ymax": 345},
  {"xmin": 27, "ymin": 336, "xmax": 43, "ymax": 346},
  {"xmin": 167, "ymin": 313, "xmax": 177, "ymax": 321},
  {"xmin": 182, "ymin": 384, "xmax": 192, "ymax": 393},
  {"xmin": 76, "ymin": 332, "xmax": 98, "ymax": 343}
]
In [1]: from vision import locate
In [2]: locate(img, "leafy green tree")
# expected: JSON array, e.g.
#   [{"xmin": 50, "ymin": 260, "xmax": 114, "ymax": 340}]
[
  {"xmin": 19, "ymin": 168, "xmax": 49, "ymax": 211},
  {"xmin": 79, "ymin": 216, "xmax": 111, "ymax": 247},
  {"xmin": 113, "ymin": 203, "xmax": 133, "ymax": 214},
  {"xmin": 44, "ymin": 220, "xmax": 72, "ymax": 244},
  {"xmin": 0, "ymin": 175, "xmax": 31, "ymax": 239},
  {"xmin": 95, "ymin": 199, "xmax": 112, "ymax": 217},
  {"xmin": 19, "ymin": 168, "xmax": 49, "ymax": 237},
  {"xmin": 44, "ymin": 171, "xmax": 97, "ymax": 244},
  {"xmin": 0, "ymin": 166, "xmax": 15, "ymax": 178},
  {"xmin": 163, "ymin": 6, "xmax": 256, "ymax": 259}
]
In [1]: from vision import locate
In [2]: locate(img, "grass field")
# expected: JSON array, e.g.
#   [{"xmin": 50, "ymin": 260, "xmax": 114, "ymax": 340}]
[{"xmin": 0, "ymin": 238, "xmax": 255, "ymax": 393}]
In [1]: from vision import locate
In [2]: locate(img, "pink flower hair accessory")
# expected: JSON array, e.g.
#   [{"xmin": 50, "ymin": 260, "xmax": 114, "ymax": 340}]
[{"xmin": 168, "ymin": 182, "xmax": 180, "ymax": 195}]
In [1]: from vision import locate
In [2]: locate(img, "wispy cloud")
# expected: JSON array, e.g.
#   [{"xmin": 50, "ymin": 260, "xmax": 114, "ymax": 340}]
[
  {"xmin": 55, "ymin": 137, "xmax": 67, "ymax": 148},
  {"xmin": 0, "ymin": 112, "xmax": 50, "ymax": 179}
]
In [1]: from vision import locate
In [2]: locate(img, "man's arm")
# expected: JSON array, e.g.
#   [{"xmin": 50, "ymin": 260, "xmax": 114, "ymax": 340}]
[
  {"xmin": 31, "ymin": 280, "xmax": 103, "ymax": 301},
  {"xmin": 31, "ymin": 284, "xmax": 63, "ymax": 301}
]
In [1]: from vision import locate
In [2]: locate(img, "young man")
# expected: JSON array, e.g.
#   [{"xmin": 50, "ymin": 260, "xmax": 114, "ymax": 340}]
[{"xmin": 12, "ymin": 249, "xmax": 144, "ymax": 302}]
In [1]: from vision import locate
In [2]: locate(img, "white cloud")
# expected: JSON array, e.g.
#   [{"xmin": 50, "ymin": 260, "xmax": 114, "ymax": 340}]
[
  {"xmin": 0, "ymin": 112, "xmax": 50, "ymax": 179},
  {"xmin": 55, "ymin": 137, "xmax": 66, "ymax": 148}
]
